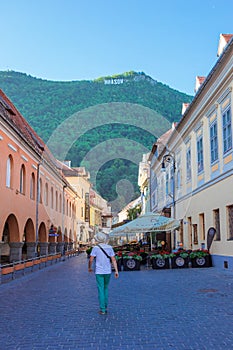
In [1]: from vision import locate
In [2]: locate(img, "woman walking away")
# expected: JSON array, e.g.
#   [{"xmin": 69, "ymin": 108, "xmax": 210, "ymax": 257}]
[{"xmin": 88, "ymin": 232, "xmax": 119, "ymax": 315}]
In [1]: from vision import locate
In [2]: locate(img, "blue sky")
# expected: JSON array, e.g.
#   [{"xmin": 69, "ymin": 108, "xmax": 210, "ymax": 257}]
[{"xmin": 0, "ymin": 0, "xmax": 233, "ymax": 95}]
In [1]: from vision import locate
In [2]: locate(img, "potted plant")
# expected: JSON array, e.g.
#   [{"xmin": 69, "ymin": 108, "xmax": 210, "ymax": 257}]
[
  {"xmin": 122, "ymin": 252, "xmax": 142, "ymax": 271},
  {"xmin": 150, "ymin": 251, "xmax": 171, "ymax": 269},
  {"xmin": 189, "ymin": 249, "xmax": 211, "ymax": 268},
  {"xmin": 171, "ymin": 250, "xmax": 189, "ymax": 269}
]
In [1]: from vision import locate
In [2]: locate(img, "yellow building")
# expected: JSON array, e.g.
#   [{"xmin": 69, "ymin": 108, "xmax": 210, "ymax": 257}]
[
  {"xmin": 150, "ymin": 34, "xmax": 233, "ymax": 268},
  {"xmin": 89, "ymin": 188, "xmax": 112, "ymax": 235},
  {"xmin": 59, "ymin": 164, "xmax": 92, "ymax": 246}
]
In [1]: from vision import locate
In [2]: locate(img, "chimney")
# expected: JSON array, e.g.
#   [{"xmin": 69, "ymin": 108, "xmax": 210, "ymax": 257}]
[
  {"xmin": 217, "ymin": 34, "xmax": 233, "ymax": 57},
  {"xmin": 195, "ymin": 76, "xmax": 206, "ymax": 93},
  {"xmin": 182, "ymin": 103, "xmax": 190, "ymax": 115}
]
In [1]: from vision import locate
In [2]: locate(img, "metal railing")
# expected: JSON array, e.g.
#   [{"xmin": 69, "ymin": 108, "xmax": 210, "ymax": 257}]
[{"xmin": 0, "ymin": 250, "xmax": 79, "ymax": 284}]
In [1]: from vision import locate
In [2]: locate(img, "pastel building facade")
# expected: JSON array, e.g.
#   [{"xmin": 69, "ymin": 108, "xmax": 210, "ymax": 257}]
[
  {"xmin": 149, "ymin": 34, "xmax": 233, "ymax": 268},
  {"xmin": 89, "ymin": 188, "xmax": 112, "ymax": 235},
  {"xmin": 60, "ymin": 164, "xmax": 92, "ymax": 245},
  {"xmin": 0, "ymin": 90, "xmax": 79, "ymax": 262}
]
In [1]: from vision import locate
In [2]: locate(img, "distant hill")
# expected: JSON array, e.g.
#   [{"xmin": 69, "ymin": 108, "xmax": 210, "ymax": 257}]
[{"xmin": 0, "ymin": 70, "xmax": 193, "ymax": 210}]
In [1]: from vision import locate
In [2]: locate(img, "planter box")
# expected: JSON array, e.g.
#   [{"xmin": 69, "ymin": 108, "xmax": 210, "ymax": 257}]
[
  {"xmin": 151, "ymin": 258, "xmax": 170, "ymax": 269},
  {"xmin": 191, "ymin": 255, "xmax": 212, "ymax": 268},
  {"xmin": 117, "ymin": 258, "xmax": 122, "ymax": 271},
  {"xmin": 123, "ymin": 258, "xmax": 141, "ymax": 271},
  {"xmin": 171, "ymin": 256, "xmax": 189, "ymax": 269}
]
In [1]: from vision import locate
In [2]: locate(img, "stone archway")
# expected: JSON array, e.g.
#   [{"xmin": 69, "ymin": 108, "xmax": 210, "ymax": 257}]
[
  {"xmin": 1, "ymin": 222, "xmax": 10, "ymax": 263},
  {"xmin": 38, "ymin": 222, "xmax": 48, "ymax": 256},
  {"xmin": 56, "ymin": 226, "xmax": 64, "ymax": 254},
  {"xmin": 1, "ymin": 214, "xmax": 22, "ymax": 262},
  {"xmin": 22, "ymin": 219, "xmax": 36, "ymax": 259},
  {"xmin": 68, "ymin": 229, "xmax": 73, "ymax": 250},
  {"xmin": 64, "ymin": 228, "xmax": 68, "ymax": 252}
]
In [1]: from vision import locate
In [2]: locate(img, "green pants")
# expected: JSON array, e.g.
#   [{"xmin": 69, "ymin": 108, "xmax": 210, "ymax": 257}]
[{"xmin": 95, "ymin": 274, "xmax": 111, "ymax": 312}]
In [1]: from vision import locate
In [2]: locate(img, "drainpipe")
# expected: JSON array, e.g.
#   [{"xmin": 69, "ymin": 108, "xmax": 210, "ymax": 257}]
[
  {"xmin": 62, "ymin": 184, "xmax": 67, "ymax": 243},
  {"xmin": 35, "ymin": 148, "xmax": 44, "ymax": 246}
]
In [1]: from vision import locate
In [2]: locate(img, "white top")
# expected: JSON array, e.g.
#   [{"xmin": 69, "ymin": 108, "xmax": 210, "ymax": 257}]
[{"xmin": 90, "ymin": 243, "xmax": 115, "ymax": 274}]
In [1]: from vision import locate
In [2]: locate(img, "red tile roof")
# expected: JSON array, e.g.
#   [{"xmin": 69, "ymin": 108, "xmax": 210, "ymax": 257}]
[
  {"xmin": 0, "ymin": 89, "xmax": 69, "ymax": 184},
  {"xmin": 196, "ymin": 76, "xmax": 206, "ymax": 84},
  {"xmin": 222, "ymin": 34, "xmax": 233, "ymax": 43},
  {"xmin": 0, "ymin": 89, "xmax": 46, "ymax": 154}
]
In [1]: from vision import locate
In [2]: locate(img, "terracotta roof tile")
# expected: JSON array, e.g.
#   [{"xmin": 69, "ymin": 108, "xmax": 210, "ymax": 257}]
[
  {"xmin": 0, "ymin": 89, "xmax": 69, "ymax": 184},
  {"xmin": 222, "ymin": 34, "xmax": 233, "ymax": 43},
  {"xmin": 217, "ymin": 33, "xmax": 233, "ymax": 56},
  {"xmin": 0, "ymin": 89, "xmax": 45, "ymax": 154}
]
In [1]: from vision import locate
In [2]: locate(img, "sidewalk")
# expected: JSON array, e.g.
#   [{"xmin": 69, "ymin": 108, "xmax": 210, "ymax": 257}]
[{"xmin": 0, "ymin": 253, "xmax": 233, "ymax": 350}]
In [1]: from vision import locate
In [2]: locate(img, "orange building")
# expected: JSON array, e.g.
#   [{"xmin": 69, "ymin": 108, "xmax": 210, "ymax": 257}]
[{"xmin": 0, "ymin": 89, "xmax": 78, "ymax": 262}]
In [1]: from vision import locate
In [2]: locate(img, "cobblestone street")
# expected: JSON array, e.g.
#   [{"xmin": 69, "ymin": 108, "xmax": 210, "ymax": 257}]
[{"xmin": 1, "ymin": 253, "xmax": 233, "ymax": 350}]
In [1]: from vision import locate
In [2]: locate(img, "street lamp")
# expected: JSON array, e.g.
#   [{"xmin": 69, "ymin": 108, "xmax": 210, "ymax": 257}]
[{"xmin": 161, "ymin": 153, "xmax": 176, "ymax": 250}]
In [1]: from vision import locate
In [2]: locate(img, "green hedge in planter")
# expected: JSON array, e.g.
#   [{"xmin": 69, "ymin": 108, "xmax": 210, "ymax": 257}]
[
  {"xmin": 189, "ymin": 250, "xmax": 211, "ymax": 268},
  {"xmin": 122, "ymin": 253, "xmax": 142, "ymax": 271},
  {"xmin": 170, "ymin": 251, "xmax": 189, "ymax": 268}
]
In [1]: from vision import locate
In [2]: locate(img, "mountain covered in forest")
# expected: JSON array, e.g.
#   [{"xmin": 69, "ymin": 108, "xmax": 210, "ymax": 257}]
[{"xmin": 0, "ymin": 70, "xmax": 193, "ymax": 210}]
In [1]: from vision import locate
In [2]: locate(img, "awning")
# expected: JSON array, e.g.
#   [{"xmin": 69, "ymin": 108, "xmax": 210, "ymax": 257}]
[{"xmin": 109, "ymin": 212, "xmax": 180, "ymax": 237}]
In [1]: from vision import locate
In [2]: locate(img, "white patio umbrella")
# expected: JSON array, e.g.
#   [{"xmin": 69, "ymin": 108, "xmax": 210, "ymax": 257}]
[{"xmin": 109, "ymin": 212, "xmax": 180, "ymax": 248}]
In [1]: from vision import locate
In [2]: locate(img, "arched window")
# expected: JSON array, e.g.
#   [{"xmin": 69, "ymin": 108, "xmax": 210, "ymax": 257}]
[
  {"xmin": 59, "ymin": 193, "xmax": 62, "ymax": 213},
  {"xmin": 30, "ymin": 172, "xmax": 35, "ymax": 200},
  {"xmin": 51, "ymin": 187, "xmax": 54, "ymax": 209},
  {"xmin": 6, "ymin": 155, "xmax": 13, "ymax": 188},
  {"xmin": 66, "ymin": 199, "xmax": 68, "ymax": 216},
  {"xmin": 39, "ymin": 178, "xmax": 43, "ymax": 203},
  {"xmin": 20, "ymin": 164, "xmax": 26, "ymax": 194},
  {"xmin": 55, "ymin": 191, "xmax": 58, "ymax": 211},
  {"xmin": 44, "ymin": 183, "xmax": 48, "ymax": 206},
  {"xmin": 69, "ymin": 202, "xmax": 71, "ymax": 217}
]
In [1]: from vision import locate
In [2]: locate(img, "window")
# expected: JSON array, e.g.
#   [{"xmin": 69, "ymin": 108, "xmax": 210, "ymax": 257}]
[
  {"xmin": 222, "ymin": 108, "xmax": 232, "ymax": 154},
  {"xmin": 102, "ymin": 217, "xmax": 107, "ymax": 227},
  {"xmin": 39, "ymin": 179, "xmax": 43, "ymax": 203},
  {"xmin": 6, "ymin": 155, "xmax": 13, "ymax": 188},
  {"xmin": 193, "ymin": 224, "xmax": 198, "ymax": 244},
  {"xmin": 170, "ymin": 167, "xmax": 174, "ymax": 195},
  {"xmin": 30, "ymin": 173, "xmax": 35, "ymax": 200},
  {"xmin": 19, "ymin": 164, "xmax": 26, "ymax": 194},
  {"xmin": 199, "ymin": 213, "xmax": 205, "ymax": 240},
  {"xmin": 179, "ymin": 219, "xmax": 184, "ymax": 246},
  {"xmin": 165, "ymin": 173, "xmax": 169, "ymax": 196},
  {"xmin": 186, "ymin": 148, "xmax": 191, "ymax": 181},
  {"xmin": 51, "ymin": 187, "xmax": 54, "ymax": 209},
  {"xmin": 197, "ymin": 136, "xmax": 204, "ymax": 173},
  {"xmin": 44, "ymin": 183, "xmax": 48, "ymax": 206},
  {"xmin": 213, "ymin": 209, "xmax": 221, "ymax": 241},
  {"xmin": 59, "ymin": 194, "xmax": 62, "ymax": 213},
  {"xmin": 227, "ymin": 205, "xmax": 233, "ymax": 240},
  {"xmin": 210, "ymin": 121, "xmax": 218, "ymax": 163}
]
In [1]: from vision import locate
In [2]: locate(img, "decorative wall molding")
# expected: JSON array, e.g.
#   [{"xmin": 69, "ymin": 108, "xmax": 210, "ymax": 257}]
[{"xmin": 8, "ymin": 143, "xmax": 17, "ymax": 152}]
